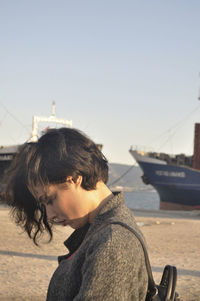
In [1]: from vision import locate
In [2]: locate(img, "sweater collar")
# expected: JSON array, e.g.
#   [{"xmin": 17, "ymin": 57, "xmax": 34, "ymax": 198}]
[{"xmin": 63, "ymin": 192, "xmax": 124, "ymax": 253}]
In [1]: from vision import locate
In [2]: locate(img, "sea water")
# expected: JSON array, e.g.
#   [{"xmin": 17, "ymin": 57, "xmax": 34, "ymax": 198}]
[
  {"xmin": 0, "ymin": 190, "xmax": 160, "ymax": 210},
  {"xmin": 124, "ymin": 189, "xmax": 160, "ymax": 210}
]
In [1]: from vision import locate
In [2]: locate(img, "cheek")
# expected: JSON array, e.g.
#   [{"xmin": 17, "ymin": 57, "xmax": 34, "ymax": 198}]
[
  {"xmin": 45, "ymin": 205, "xmax": 56, "ymax": 219},
  {"xmin": 54, "ymin": 194, "xmax": 72, "ymax": 216},
  {"xmin": 60, "ymin": 195, "xmax": 83, "ymax": 217},
  {"xmin": 57, "ymin": 190, "xmax": 85, "ymax": 218}
]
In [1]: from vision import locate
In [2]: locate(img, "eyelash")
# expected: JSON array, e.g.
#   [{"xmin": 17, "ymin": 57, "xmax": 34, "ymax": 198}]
[
  {"xmin": 38, "ymin": 196, "xmax": 54, "ymax": 205},
  {"xmin": 46, "ymin": 199, "xmax": 53, "ymax": 205}
]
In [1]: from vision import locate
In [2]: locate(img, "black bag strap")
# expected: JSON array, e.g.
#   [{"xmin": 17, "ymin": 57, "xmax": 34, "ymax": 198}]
[{"xmin": 105, "ymin": 221, "xmax": 157, "ymax": 298}]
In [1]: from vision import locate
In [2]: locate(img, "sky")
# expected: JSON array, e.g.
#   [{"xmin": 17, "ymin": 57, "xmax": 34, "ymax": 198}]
[{"xmin": 1, "ymin": 0, "xmax": 200, "ymax": 164}]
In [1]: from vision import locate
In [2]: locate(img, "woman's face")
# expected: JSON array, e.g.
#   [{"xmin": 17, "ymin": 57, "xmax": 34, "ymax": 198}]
[{"xmin": 35, "ymin": 176, "xmax": 94, "ymax": 229}]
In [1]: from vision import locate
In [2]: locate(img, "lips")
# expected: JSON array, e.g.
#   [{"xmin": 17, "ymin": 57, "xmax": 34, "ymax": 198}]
[
  {"xmin": 61, "ymin": 220, "xmax": 68, "ymax": 226},
  {"xmin": 51, "ymin": 218, "xmax": 68, "ymax": 226}
]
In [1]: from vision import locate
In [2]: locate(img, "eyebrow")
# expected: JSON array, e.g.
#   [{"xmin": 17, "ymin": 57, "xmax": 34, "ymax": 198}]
[{"xmin": 40, "ymin": 193, "xmax": 56, "ymax": 202}]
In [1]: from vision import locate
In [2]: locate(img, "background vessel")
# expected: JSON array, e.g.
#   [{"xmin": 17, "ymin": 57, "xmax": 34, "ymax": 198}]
[{"xmin": 130, "ymin": 122, "xmax": 200, "ymax": 210}]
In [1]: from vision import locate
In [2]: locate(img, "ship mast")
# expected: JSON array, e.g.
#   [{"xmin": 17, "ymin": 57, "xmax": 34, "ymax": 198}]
[{"xmin": 30, "ymin": 101, "xmax": 72, "ymax": 142}]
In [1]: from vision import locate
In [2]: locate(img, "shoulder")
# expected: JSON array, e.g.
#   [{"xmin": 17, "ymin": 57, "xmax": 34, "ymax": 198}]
[{"xmin": 85, "ymin": 222, "xmax": 145, "ymax": 265}]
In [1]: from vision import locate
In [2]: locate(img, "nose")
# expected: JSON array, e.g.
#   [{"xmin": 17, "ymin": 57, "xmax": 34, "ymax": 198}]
[{"xmin": 45, "ymin": 205, "xmax": 56, "ymax": 222}]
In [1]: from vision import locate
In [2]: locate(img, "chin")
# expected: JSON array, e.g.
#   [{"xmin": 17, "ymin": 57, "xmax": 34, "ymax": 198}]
[
  {"xmin": 70, "ymin": 225, "xmax": 77, "ymax": 230},
  {"xmin": 70, "ymin": 220, "xmax": 87, "ymax": 229},
  {"xmin": 70, "ymin": 223, "xmax": 80, "ymax": 229}
]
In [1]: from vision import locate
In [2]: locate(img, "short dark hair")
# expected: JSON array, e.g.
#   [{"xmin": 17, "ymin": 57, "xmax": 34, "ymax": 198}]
[{"xmin": 5, "ymin": 128, "xmax": 108, "ymax": 245}]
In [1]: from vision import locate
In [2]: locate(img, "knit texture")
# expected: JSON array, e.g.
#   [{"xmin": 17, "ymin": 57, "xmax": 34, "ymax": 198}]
[{"xmin": 46, "ymin": 192, "xmax": 148, "ymax": 301}]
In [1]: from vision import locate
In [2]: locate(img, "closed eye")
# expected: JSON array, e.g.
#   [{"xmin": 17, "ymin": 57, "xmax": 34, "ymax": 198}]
[
  {"xmin": 46, "ymin": 199, "xmax": 53, "ymax": 205},
  {"xmin": 39, "ymin": 196, "xmax": 46, "ymax": 203},
  {"xmin": 38, "ymin": 193, "xmax": 56, "ymax": 205},
  {"xmin": 39, "ymin": 195, "xmax": 53, "ymax": 205},
  {"xmin": 46, "ymin": 193, "xmax": 56, "ymax": 205}
]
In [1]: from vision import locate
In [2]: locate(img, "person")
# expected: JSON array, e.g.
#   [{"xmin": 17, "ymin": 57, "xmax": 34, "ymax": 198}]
[{"xmin": 5, "ymin": 127, "xmax": 148, "ymax": 301}]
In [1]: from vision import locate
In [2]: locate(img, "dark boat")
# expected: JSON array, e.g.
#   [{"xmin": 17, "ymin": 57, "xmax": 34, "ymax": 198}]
[
  {"xmin": 0, "ymin": 145, "xmax": 19, "ymax": 200},
  {"xmin": 129, "ymin": 123, "xmax": 200, "ymax": 210}
]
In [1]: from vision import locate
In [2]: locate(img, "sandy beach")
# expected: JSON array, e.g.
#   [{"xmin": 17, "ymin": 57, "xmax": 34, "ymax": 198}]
[{"xmin": 0, "ymin": 207, "xmax": 199, "ymax": 301}]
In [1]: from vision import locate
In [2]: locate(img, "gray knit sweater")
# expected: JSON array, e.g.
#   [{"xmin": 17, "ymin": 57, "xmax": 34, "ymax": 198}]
[{"xmin": 46, "ymin": 192, "xmax": 148, "ymax": 301}]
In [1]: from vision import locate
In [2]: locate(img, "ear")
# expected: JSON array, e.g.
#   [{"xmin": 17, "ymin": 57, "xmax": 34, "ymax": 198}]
[
  {"xmin": 66, "ymin": 175, "xmax": 82, "ymax": 186},
  {"xmin": 75, "ymin": 175, "xmax": 82, "ymax": 186}
]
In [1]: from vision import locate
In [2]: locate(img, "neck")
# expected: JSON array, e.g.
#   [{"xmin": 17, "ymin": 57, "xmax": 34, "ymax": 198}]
[{"xmin": 88, "ymin": 182, "xmax": 113, "ymax": 223}]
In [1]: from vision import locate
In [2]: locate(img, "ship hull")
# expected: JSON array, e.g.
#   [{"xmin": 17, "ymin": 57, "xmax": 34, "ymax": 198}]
[{"xmin": 130, "ymin": 150, "xmax": 200, "ymax": 210}]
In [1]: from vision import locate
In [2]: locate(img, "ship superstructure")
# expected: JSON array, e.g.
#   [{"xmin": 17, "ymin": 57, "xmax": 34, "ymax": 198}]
[{"xmin": 0, "ymin": 102, "xmax": 72, "ymax": 197}]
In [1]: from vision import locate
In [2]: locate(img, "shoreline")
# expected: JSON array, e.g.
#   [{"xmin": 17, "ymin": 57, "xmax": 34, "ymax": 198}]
[{"xmin": 132, "ymin": 207, "xmax": 200, "ymax": 219}]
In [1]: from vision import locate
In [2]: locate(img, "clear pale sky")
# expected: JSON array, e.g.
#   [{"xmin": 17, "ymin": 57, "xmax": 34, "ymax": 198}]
[{"xmin": 1, "ymin": 0, "xmax": 200, "ymax": 164}]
